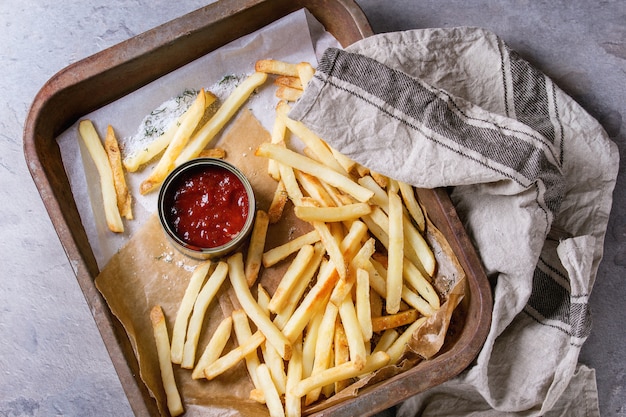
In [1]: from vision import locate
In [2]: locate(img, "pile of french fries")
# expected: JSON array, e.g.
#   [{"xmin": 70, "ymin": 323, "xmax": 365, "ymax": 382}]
[{"xmin": 80, "ymin": 58, "xmax": 444, "ymax": 417}]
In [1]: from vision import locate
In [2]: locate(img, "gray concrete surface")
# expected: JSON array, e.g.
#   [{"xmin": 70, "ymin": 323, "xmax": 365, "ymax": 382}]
[{"xmin": 1, "ymin": 1, "xmax": 623, "ymax": 416}]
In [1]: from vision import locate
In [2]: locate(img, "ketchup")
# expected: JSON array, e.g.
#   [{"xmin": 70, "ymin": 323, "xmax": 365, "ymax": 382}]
[{"xmin": 164, "ymin": 164, "xmax": 249, "ymax": 249}]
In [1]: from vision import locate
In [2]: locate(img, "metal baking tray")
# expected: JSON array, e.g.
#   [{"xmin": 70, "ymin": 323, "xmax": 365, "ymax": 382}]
[{"xmin": 23, "ymin": 0, "xmax": 492, "ymax": 415}]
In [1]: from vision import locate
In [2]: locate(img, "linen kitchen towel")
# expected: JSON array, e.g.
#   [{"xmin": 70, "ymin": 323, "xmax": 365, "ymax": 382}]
[{"xmin": 289, "ymin": 27, "xmax": 619, "ymax": 416}]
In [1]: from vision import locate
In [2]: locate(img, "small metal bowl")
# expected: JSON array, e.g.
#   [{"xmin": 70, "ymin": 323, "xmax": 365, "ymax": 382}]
[{"xmin": 158, "ymin": 158, "xmax": 256, "ymax": 260}]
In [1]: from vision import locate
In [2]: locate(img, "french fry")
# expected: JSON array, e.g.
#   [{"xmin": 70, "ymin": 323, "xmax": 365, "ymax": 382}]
[
  {"xmin": 140, "ymin": 89, "xmax": 207, "ymax": 194},
  {"xmin": 273, "ymin": 242, "xmax": 325, "ymax": 330},
  {"xmin": 268, "ymin": 180, "xmax": 288, "ymax": 223},
  {"xmin": 294, "ymin": 171, "xmax": 335, "ymax": 208},
  {"xmin": 330, "ymin": 237, "xmax": 376, "ymax": 306},
  {"xmin": 386, "ymin": 188, "xmax": 404, "ymax": 314},
  {"xmin": 232, "ymin": 309, "xmax": 263, "ymax": 394},
  {"xmin": 262, "ymin": 229, "xmax": 320, "ymax": 268},
  {"xmin": 403, "ymin": 258, "xmax": 440, "ymax": 309},
  {"xmin": 78, "ymin": 120, "xmax": 124, "ymax": 233},
  {"xmin": 312, "ymin": 218, "xmax": 346, "ymax": 280},
  {"xmin": 256, "ymin": 364, "xmax": 285, "ymax": 417},
  {"xmin": 338, "ymin": 296, "xmax": 367, "ymax": 369},
  {"xmin": 268, "ymin": 107, "xmax": 287, "ymax": 181},
  {"xmin": 285, "ymin": 335, "xmax": 303, "ymax": 417},
  {"xmin": 306, "ymin": 302, "xmax": 338, "ymax": 405},
  {"xmin": 255, "ymin": 59, "xmax": 299, "ymax": 77},
  {"xmin": 104, "ymin": 125, "xmax": 132, "ymax": 220},
  {"xmin": 329, "ymin": 145, "xmax": 358, "ymax": 177},
  {"xmin": 123, "ymin": 90, "xmax": 217, "ymax": 172},
  {"xmin": 278, "ymin": 162, "xmax": 304, "ymax": 205},
  {"xmin": 282, "ymin": 259, "xmax": 338, "ymax": 342},
  {"xmin": 372, "ymin": 309, "xmax": 419, "ymax": 333},
  {"xmin": 333, "ymin": 320, "xmax": 351, "ymax": 393},
  {"xmin": 276, "ymin": 85, "xmax": 302, "ymax": 102},
  {"xmin": 175, "ymin": 72, "xmax": 268, "ymax": 165},
  {"xmin": 296, "ymin": 62, "xmax": 315, "ymax": 89},
  {"xmin": 387, "ymin": 317, "xmax": 427, "ymax": 364},
  {"xmin": 170, "ymin": 261, "xmax": 212, "ymax": 364},
  {"xmin": 275, "ymin": 76, "xmax": 303, "ymax": 90},
  {"xmin": 257, "ymin": 285, "xmax": 287, "ymax": 395},
  {"xmin": 181, "ymin": 262, "xmax": 229, "ymax": 368},
  {"xmin": 245, "ymin": 210, "xmax": 270, "ymax": 287},
  {"xmin": 302, "ymin": 311, "xmax": 323, "ymax": 379},
  {"xmin": 191, "ymin": 315, "xmax": 232, "ymax": 379},
  {"xmin": 355, "ymin": 268, "xmax": 373, "ymax": 342},
  {"xmin": 255, "ymin": 143, "xmax": 374, "ymax": 203},
  {"xmin": 227, "ymin": 253, "xmax": 292, "ymax": 360},
  {"xmin": 268, "ymin": 244, "xmax": 315, "ymax": 313},
  {"xmin": 150, "ymin": 305, "xmax": 184, "ymax": 417},
  {"xmin": 294, "ymin": 203, "xmax": 371, "ymax": 223},
  {"xmin": 203, "ymin": 330, "xmax": 265, "ymax": 380},
  {"xmin": 398, "ymin": 181, "xmax": 425, "ymax": 232},
  {"xmin": 290, "ymin": 351, "xmax": 390, "ymax": 398}
]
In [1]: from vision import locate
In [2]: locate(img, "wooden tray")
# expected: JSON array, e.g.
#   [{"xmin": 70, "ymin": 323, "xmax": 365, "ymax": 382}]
[{"xmin": 23, "ymin": 0, "xmax": 492, "ymax": 415}]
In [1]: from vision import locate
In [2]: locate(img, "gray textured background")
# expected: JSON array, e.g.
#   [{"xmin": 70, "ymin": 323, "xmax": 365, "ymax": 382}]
[{"xmin": 1, "ymin": 1, "xmax": 623, "ymax": 416}]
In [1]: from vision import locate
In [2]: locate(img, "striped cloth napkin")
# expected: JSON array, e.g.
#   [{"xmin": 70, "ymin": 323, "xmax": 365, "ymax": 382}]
[{"xmin": 290, "ymin": 27, "xmax": 619, "ymax": 416}]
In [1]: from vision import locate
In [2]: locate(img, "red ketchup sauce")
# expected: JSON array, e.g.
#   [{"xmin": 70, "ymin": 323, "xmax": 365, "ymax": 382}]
[{"xmin": 164, "ymin": 164, "xmax": 249, "ymax": 248}]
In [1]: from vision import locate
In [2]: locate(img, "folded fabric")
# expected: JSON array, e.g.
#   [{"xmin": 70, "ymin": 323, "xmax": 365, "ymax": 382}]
[{"xmin": 289, "ymin": 27, "xmax": 619, "ymax": 416}]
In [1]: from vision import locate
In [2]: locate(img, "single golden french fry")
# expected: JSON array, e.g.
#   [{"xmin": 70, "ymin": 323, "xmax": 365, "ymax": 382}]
[
  {"xmin": 203, "ymin": 331, "xmax": 265, "ymax": 380},
  {"xmin": 268, "ymin": 180, "xmax": 288, "ymax": 224},
  {"xmin": 403, "ymin": 215, "xmax": 436, "ymax": 277},
  {"xmin": 276, "ymin": 85, "xmax": 302, "ymax": 102},
  {"xmin": 296, "ymin": 62, "xmax": 315, "ymax": 89},
  {"xmin": 312, "ymin": 218, "xmax": 346, "ymax": 280},
  {"xmin": 403, "ymin": 258, "xmax": 440, "ymax": 309},
  {"xmin": 294, "ymin": 202, "xmax": 371, "ymax": 223},
  {"xmin": 140, "ymin": 89, "xmax": 207, "ymax": 194},
  {"xmin": 171, "ymin": 261, "xmax": 212, "ymax": 364},
  {"xmin": 256, "ymin": 364, "xmax": 285, "ymax": 417},
  {"xmin": 104, "ymin": 125, "xmax": 133, "ymax": 220},
  {"xmin": 150, "ymin": 306, "xmax": 184, "ymax": 417},
  {"xmin": 338, "ymin": 296, "xmax": 367, "ymax": 369},
  {"xmin": 257, "ymin": 285, "xmax": 287, "ymax": 395},
  {"xmin": 268, "ymin": 106, "xmax": 287, "ymax": 181},
  {"xmin": 285, "ymin": 335, "xmax": 303, "ymax": 417},
  {"xmin": 227, "ymin": 253, "xmax": 292, "ymax": 360},
  {"xmin": 291, "ymin": 351, "xmax": 390, "ymax": 398},
  {"xmin": 333, "ymin": 320, "xmax": 351, "ymax": 393},
  {"xmin": 398, "ymin": 181, "xmax": 425, "ymax": 232},
  {"xmin": 356, "ymin": 268, "xmax": 373, "ymax": 342},
  {"xmin": 329, "ymin": 145, "xmax": 358, "ymax": 177},
  {"xmin": 191, "ymin": 315, "xmax": 233, "ymax": 379},
  {"xmin": 273, "ymin": 242, "xmax": 325, "ymax": 330},
  {"xmin": 78, "ymin": 120, "xmax": 124, "ymax": 233},
  {"xmin": 255, "ymin": 143, "xmax": 374, "ymax": 203},
  {"xmin": 387, "ymin": 317, "xmax": 427, "ymax": 364},
  {"xmin": 387, "ymin": 188, "xmax": 404, "ymax": 314},
  {"xmin": 232, "ymin": 309, "xmax": 263, "ymax": 391},
  {"xmin": 262, "ymin": 230, "xmax": 320, "ymax": 268},
  {"xmin": 274, "ymin": 75, "xmax": 303, "ymax": 90},
  {"xmin": 245, "ymin": 210, "xmax": 270, "ymax": 287},
  {"xmin": 278, "ymin": 162, "xmax": 304, "ymax": 206},
  {"xmin": 268, "ymin": 244, "xmax": 315, "ymax": 313},
  {"xmin": 181, "ymin": 262, "xmax": 229, "ymax": 368},
  {"xmin": 255, "ymin": 59, "xmax": 299, "ymax": 77},
  {"xmin": 249, "ymin": 388, "xmax": 266, "ymax": 404},
  {"xmin": 175, "ymin": 72, "xmax": 268, "ymax": 165},
  {"xmin": 306, "ymin": 302, "xmax": 338, "ymax": 405},
  {"xmin": 372, "ymin": 309, "xmax": 419, "ymax": 333},
  {"xmin": 276, "ymin": 101, "xmax": 347, "ymax": 176},
  {"xmin": 197, "ymin": 147, "xmax": 226, "ymax": 159},
  {"xmin": 282, "ymin": 260, "xmax": 338, "ymax": 342},
  {"xmin": 302, "ymin": 311, "xmax": 323, "ymax": 379},
  {"xmin": 373, "ymin": 329, "xmax": 399, "ymax": 353}
]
